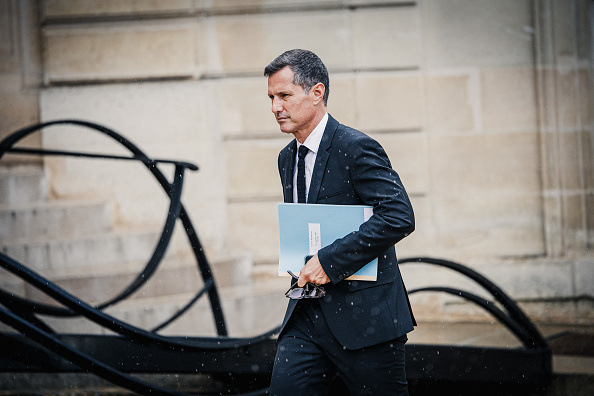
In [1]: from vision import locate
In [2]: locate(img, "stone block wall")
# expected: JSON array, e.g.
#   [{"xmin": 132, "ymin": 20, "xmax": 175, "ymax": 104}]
[
  {"xmin": 0, "ymin": 0, "xmax": 42, "ymax": 159},
  {"xmin": 0, "ymin": 0, "xmax": 592, "ymax": 325}
]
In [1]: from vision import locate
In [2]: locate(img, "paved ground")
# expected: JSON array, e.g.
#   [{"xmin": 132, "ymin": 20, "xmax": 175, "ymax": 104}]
[{"xmin": 0, "ymin": 321, "xmax": 591, "ymax": 395}]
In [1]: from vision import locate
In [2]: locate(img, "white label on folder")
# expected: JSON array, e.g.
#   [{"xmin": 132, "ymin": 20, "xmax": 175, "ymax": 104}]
[
  {"xmin": 364, "ymin": 207, "xmax": 373, "ymax": 221},
  {"xmin": 308, "ymin": 223, "xmax": 321, "ymax": 255}
]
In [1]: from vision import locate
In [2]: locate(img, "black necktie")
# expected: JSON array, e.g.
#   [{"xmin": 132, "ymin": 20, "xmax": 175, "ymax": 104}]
[{"xmin": 297, "ymin": 145, "xmax": 309, "ymax": 203}]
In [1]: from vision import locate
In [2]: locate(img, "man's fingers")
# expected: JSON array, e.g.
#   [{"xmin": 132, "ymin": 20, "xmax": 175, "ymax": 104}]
[
  {"xmin": 297, "ymin": 269, "xmax": 315, "ymax": 287},
  {"xmin": 297, "ymin": 277, "xmax": 307, "ymax": 288},
  {"xmin": 297, "ymin": 254, "xmax": 330, "ymax": 287}
]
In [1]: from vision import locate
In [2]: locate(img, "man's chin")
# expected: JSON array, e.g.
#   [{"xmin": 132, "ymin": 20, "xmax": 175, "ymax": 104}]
[{"xmin": 278, "ymin": 124, "xmax": 295, "ymax": 134}]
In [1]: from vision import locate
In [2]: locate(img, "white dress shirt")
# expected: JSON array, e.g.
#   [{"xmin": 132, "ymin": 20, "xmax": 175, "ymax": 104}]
[{"xmin": 293, "ymin": 113, "xmax": 328, "ymax": 203}]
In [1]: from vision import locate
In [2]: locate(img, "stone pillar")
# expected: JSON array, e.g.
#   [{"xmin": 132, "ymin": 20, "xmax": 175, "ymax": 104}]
[
  {"xmin": 533, "ymin": 0, "xmax": 594, "ymax": 256},
  {"xmin": 0, "ymin": 0, "xmax": 42, "ymax": 161}
]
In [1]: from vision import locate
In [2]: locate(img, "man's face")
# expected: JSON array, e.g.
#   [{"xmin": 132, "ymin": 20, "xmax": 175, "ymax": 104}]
[{"xmin": 267, "ymin": 66, "xmax": 319, "ymax": 137}]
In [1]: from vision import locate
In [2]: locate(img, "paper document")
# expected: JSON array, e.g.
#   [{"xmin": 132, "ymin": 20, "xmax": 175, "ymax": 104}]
[{"xmin": 278, "ymin": 203, "xmax": 378, "ymax": 281}]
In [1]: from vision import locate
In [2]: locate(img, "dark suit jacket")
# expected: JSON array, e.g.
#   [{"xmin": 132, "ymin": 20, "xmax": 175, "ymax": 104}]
[{"xmin": 277, "ymin": 114, "xmax": 416, "ymax": 350}]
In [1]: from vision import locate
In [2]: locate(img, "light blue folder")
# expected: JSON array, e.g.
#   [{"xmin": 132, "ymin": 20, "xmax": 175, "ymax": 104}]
[{"xmin": 278, "ymin": 203, "xmax": 378, "ymax": 281}]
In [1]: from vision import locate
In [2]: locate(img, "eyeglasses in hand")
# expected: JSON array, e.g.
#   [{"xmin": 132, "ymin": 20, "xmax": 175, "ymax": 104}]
[{"xmin": 285, "ymin": 270, "xmax": 326, "ymax": 299}]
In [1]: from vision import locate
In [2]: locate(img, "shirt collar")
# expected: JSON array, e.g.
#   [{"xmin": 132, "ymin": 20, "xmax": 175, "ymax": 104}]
[{"xmin": 296, "ymin": 113, "xmax": 328, "ymax": 155}]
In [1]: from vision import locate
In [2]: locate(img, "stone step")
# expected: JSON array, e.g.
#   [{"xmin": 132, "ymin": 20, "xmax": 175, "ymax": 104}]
[
  {"xmin": 0, "ymin": 199, "xmax": 112, "ymax": 243},
  {"xmin": 0, "ymin": 165, "xmax": 47, "ymax": 205},
  {"xmin": 15, "ymin": 253, "xmax": 253, "ymax": 306},
  {"xmin": 21, "ymin": 258, "xmax": 203, "ymax": 306},
  {"xmin": 0, "ymin": 228, "xmax": 184, "ymax": 275},
  {"xmin": 35, "ymin": 277, "xmax": 288, "ymax": 338},
  {"xmin": 216, "ymin": 277, "xmax": 287, "ymax": 337},
  {"xmin": 251, "ymin": 262, "xmax": 280, "ymax": 280}
]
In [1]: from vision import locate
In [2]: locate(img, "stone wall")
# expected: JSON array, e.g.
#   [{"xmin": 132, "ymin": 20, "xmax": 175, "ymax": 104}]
[
  {"xmin": 0, "ymin": 0, "xmax": 592, "ymax": 326},
  {"xmin": 0, "ymin": 0, "xmax": 42, "ymax": 158}
]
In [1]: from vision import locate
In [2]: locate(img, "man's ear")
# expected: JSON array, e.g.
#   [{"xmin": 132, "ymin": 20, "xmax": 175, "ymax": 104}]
[{"xmin": 311, "ymin": 82, "xmax": 326, "ymax": 105}]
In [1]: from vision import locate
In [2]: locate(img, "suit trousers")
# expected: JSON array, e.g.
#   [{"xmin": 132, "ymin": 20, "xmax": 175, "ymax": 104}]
[{"xmin": 269, "ymin": 299, "xmax": 409, "ymax": 396}]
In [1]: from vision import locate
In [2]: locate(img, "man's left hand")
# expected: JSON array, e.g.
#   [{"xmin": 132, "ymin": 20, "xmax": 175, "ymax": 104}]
[{"xmin": 298, "ymin": 254, "xmax": 330, "ymax": 287}]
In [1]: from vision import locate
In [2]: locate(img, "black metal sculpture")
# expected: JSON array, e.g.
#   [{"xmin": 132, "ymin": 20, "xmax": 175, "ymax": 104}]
[
  {"xmin": 0, "ymin": 119, "xmax": 226, "ymax": 334},
  {"xmin": 399, "ymin": 257, "xmax": 552, "ymax": 393},
  {"xmin": 0, "ymin": 120, "xmax": 552, "ymax": 395}
]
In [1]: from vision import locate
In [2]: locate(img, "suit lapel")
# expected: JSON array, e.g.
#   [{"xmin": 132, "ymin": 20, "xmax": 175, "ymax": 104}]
[
  {"xmin": 308, "ymin": 114, "xmax": 338, "ymax": 203},
  {"xmin": 281, "ymin": 140, "xmax": 297, "ymax": 203}
]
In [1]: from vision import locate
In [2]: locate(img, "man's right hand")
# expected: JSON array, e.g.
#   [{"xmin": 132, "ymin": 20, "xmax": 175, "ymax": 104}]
[{"xmin": 298, "ymin": 254, "xmax": 330, "ymax": 287}]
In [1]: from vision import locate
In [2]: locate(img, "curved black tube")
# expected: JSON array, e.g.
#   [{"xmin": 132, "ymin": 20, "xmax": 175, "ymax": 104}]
[
  {"xmin": 0, "ymin": 306, "xmax": 188, "ymax": 396},
  {"xmin": 0, "ymin": 119, "xmax": 227, "ymax": 335},
  {"xmin": 0, "ymin": 251, "xmax": 279, "ymax": 351},
  {"xmin": 150, "ymin": 278, "xmax": 215, "ymax": 333},
  {"xmin": 0, "ymin": 306, "xmax": 271, "ymax": 396},
  {"xmin": 400, "ymin": 257, "xmax": 547, "ymax": 348},
  {"xmin": 409, "ymin": 286, "xmax": 543, "ymax": 349}
]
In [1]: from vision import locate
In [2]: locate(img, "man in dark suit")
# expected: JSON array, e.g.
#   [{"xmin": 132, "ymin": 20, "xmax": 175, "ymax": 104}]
[{"xmin": 265, "ymin": 49, "xmax": 415, "ymax": 396}]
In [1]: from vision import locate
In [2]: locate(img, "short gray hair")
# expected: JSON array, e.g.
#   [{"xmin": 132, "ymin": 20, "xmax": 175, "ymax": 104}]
[{"xmin": 264, "ymin": 49, "xmax": 329, "ymax": 105}]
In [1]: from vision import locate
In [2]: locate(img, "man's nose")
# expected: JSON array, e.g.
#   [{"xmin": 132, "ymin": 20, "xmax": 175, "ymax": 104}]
[{"xmin": 271, "ymin": 97, "xmax": 283, "ymax": 113}]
